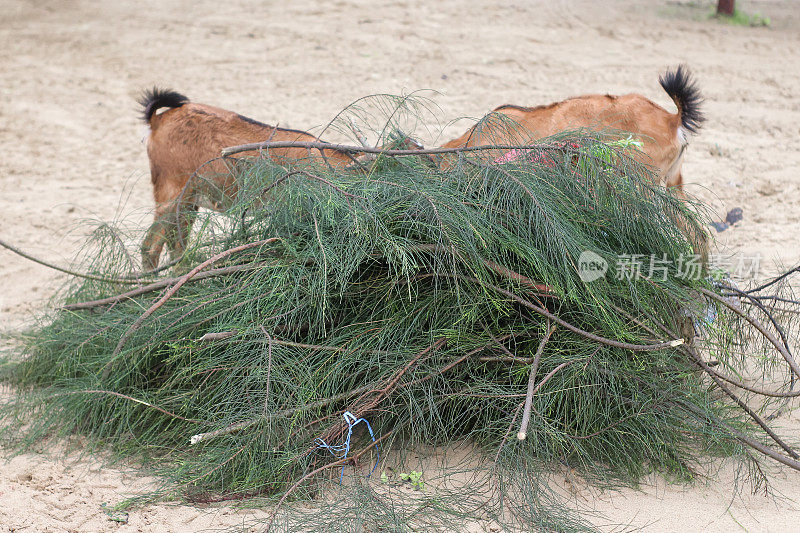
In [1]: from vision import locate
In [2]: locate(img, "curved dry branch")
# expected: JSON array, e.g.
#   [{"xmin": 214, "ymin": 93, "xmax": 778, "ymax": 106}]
[
  {"xmin": 687, "ymin": 344, "xmax": 799, "ymax": 459},
  {"xmin": 222, "ymin": 140, "xmax": 568, "ymax": 158},
  {"xmin": 680, "ymin": 401, "xmax": 800, "ymax": 473},
  {"xmin": 743, "ymin": 266, "xmax": 800, "ymax": 295},
  {"xmin": 610, "ymin": 302, "xmax": 800, "ymax": 399},
  {"xmin": 517, "ymin": 322, "xmax": 556, "ymax": 441},
  {"xmin": 0, "ymin": 237, "xmax": 170, "ymax": 284},
  {"xmin": 62, "ymin": 263, "xmax": 266, "ymax": 311},
  {"xmin": 103, "ymin": 238, "xmax": 279, "ymax": 378},
  {"xmin": 463, "ymin": 276, "xmax": 685, "ymax": 352},
  {"xmin": 623, "ymin": 298, "xmax": 800, "ymax": 459},
  {"xmin": 700, "ymin": 287, "xmax": 800, "ymax": 380}
]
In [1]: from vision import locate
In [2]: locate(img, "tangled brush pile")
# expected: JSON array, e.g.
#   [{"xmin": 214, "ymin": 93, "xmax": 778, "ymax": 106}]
[{"xmin": 2, "ymin": 127, "xmax": 798, "ymax": 532}]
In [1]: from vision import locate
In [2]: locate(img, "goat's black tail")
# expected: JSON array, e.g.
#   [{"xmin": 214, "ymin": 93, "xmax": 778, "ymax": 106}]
[
  {"xmin": 138, "ymin": 88, "xmax": 189, "ymax": 123},
  {"xmin": 659, "ymin": 65, "xmax": 704, "ymax": 134}
]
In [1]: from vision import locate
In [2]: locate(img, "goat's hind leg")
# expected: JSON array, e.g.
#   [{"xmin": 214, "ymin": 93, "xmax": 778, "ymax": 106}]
[
  {"xmin": 165, "ymin": 203, "xmax": 199, "ymax": 269},
  {"xmin": 141, "ymin": 212, "xmax": 169, "ymax": 272},
  {"xmin": 140, "ymin": 200, "xmax": 198, "ymax": 271}
]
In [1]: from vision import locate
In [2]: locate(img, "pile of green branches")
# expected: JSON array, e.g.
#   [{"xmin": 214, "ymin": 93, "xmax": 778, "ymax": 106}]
[{"xmin": 2, "ymin": 130, "xmax": 799, "ymax": 532}]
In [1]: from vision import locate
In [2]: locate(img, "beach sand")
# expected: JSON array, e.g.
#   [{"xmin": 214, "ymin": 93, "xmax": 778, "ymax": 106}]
[{"xmin": 1, "ymin": 0, "xmax": 799, "ymax": 530}]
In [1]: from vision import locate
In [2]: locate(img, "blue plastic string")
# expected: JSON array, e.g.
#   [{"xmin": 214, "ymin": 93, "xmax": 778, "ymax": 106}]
[{"xmin": 314, "ymin": 411, "xmax": 380, "ymax": 483}]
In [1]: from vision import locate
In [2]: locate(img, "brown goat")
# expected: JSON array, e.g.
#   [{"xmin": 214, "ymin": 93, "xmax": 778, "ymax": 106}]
[
  {"xmin": 439, "ymin": 66, "xmax": 707, "ymax": 258},
  {"xmin": 440, "ymin": 66, "xmax": 704, "ymax": 196},
  {"xmin": 138, "ymin": 90, "xmax": 375, "ymax": 270}
]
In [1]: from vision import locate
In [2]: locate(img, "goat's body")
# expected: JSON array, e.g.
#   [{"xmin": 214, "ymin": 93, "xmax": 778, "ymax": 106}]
[
  {"xmin": 444, "ymin": 94, "xmax": 681, "ymax": 184},
  {"xmin": 441, "ymin": 67, "xmax": 703, "ymax": 193},
  {"xmin": 139, "ymin": 91, "xmax": 354, "ymax": 270},
  {"xmin": 146, "ymin": 102, "xmax": 353, "ymax": 194},
  {"xmin": 440, "ymin": 66, "xmax": 707, "ymax": 258}
]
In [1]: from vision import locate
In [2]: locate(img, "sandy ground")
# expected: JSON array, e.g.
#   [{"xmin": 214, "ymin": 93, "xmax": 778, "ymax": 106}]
[{"xmin": 1, "ymin": 0, "xmax": 799, "ymax": 530}]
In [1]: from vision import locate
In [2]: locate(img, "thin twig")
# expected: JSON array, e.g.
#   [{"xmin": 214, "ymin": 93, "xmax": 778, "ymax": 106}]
[
  {"xmin": 395, "ymin": 333, "xmax": 518, "ymax": 387},
  {"xmin": 0, "ymin": 237, "xmax": 164, "ymax": 284},
  {"xmin": 459, "ymin": 275, "xmax": 685, "ymax": 351},
  {"xmin": 701, "ymin": 365, "xmax": 800, "ymax": 398},
  {"xmin": 62, "ymin": 263, "xmax": 266, "ymax": 311},
  {"xmin": 48, "ymin": 389, "xmax": 202, "ymax": 423},
  {"xmin": 685, "ymin": 344, "xmax": 799, "ymax": 459},
  {"xmin": 518, "ymin": 322, "xmax": 556, "ymax": 440},
  {"xmin": 633, "ymin": 301, "xmax": 800, "ymax": 459},
  {"xmin": 264, "ymin": 429, "xmax": 395, "ymax": 532},
  {"xmin": 729, "ymin": 294, "xmax": 800, "ymax": 307},
  {"xmin": 350, "ymin": 338, "xmax": 447, "ymax": 412},
  {"xmin": 720, "ymin": 284, "xmax": 794, "ymax": 353},
  {"xmin": 103, "ymin": 239, "xmax": 279, "ymax": 378},
  {"xmin": 197, "ymin": 330, "xmax": 238, "ymax": 342},
  {"xmin": 700, "ymin": 287, "xmax": 800, "ymax": 380},
  {"xmin": 609, "ymin": 303, "xmax": 800, "ymax": 398},
  {"xmin": 222, "ymin": 140, "xmax": 562, "ymax": 158},
  {"xmin": 495, "ymin": 402, "xmax": 524, "ymax": 463},
  {"xmin": 348, "ymin": 118, "xmax": 371, "ymax": 148},
  {"xmin": 743, "ymin": 266, "xmax": 800, "ymax": 294},
  {"xmin": 482, "ymin": 324, "xmax": 516, "ymax": 359},
  {"xmin": 478, "ymin": 355, "xmax": 537, "ymax": 363},
  {"xmin": 717, "ymin": 283, "xmax": 795, "ymax": 388},
  {"xmin": 261, "ymin": 326, "xmax": 274, "ymax": 414},
  {"xmin": 680, "ymin": 401, "xmax": 800, "ymax": 473},
  {"xmin": 410, "ymin": 244, "xmax": 553, "ymax": 295},
  {"xmin": 734, "ymin": 430, "xmax": 800, "ymax": 472}
]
